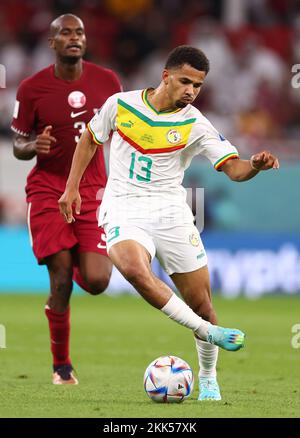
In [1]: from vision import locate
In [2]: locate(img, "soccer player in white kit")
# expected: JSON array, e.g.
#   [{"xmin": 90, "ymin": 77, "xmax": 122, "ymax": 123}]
[{"xmin": 59, "ymin": 46, "xmax": 279, "ymax": 400}]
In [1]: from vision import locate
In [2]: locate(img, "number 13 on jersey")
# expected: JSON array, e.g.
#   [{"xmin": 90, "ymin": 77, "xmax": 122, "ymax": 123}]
[{"xmin": 129, "ymin": 152, "xmax": 153, "ymax": 182}]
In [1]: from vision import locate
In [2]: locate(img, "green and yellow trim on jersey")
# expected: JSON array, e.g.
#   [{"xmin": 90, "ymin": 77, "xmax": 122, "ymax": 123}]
[
  {"xmin": 214, "ymin": 153, "xmax": 239, "ymax": 171},
  {"xmin": 142, "ymin": 89, "xmax": 182, "ymax": 115},
  {"xmin": 116, "ymin": 98, "xmax": 196, "ymax": 154},
  {"xmin": 87, "ymin": 122, "xmax": 103, "ymax": 145}
]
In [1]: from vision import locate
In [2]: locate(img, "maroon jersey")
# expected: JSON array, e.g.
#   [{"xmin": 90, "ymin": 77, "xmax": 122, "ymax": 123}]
[{"xmin": 11, "ymin": 61, "xmax": 122, "ymax": 202}]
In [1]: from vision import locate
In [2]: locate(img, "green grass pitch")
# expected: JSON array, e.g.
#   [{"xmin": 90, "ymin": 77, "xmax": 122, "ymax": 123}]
[{"xmin": 0, "ymin": 293, "xmax": 299, "ymax": 418}]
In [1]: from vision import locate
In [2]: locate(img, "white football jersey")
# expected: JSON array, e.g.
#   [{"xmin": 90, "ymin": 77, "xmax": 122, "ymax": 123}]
[{"xmin": 87, "ymin": 89, "xmax": 239, "ymax": 226}]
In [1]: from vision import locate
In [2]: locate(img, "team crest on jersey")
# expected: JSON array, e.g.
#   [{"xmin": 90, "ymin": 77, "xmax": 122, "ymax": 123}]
[
  {"xmin": 189, "ymin": 232, "xmax": 200, "ymax": 247},
  {"xmin": 68, "ymin": 91, "xmax": 86, "ymax": 108},
  {"xmin": 166, "ymin": 129, "xmax": 182, "ymax": 144}
]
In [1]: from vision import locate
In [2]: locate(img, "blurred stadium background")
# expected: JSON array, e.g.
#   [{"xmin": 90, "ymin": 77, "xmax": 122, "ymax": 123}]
[{"xmin": 0, "ymin": 0, "xmax": 300, "ymax": 297}]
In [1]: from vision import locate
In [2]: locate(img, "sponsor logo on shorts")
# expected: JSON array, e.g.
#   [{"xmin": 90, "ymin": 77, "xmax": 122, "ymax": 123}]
[
  {"xmin": 97, "ymin": 232, "xmax": 107, "ymax": 249},
  {"xmin": 166, "ymin": 129, "xmax": 182, "ymax": 144},
  {"xmin": 189, "ymin": 232, "xmax": 200, "ymax": 247},
  {"xmin": 197, "ymin": 251, "xmax": 205, "ymax": 260}
]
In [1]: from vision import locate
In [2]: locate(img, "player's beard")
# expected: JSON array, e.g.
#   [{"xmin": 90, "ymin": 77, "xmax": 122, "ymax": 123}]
[
  {"xmin": 60, "ymin": 55, "xmax": 82, "ymax": 65},
  {"xmin": 175, "ymin": 100, "xmax": 189, "ymax": 108}
]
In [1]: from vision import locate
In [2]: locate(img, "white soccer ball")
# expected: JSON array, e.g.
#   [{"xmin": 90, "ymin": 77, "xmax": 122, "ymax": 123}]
[{"xmin": 143, "ymin": 355, "xmax": 194, "ymax": 403}]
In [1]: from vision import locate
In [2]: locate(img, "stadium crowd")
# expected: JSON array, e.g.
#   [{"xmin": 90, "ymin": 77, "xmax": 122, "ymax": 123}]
[{"xmin": 0, "ymin": 0, "xmax": 299, "ymax": 224}]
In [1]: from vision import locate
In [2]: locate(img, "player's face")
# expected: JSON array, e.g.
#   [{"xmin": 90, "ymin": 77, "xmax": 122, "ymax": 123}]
[
  {"xmin": 49, "ymin": 17, "xmax": 86, "ymax": 62},
  {"xmin": 163, "ymin": 64, "xmax": 206, "ymax": 108}
]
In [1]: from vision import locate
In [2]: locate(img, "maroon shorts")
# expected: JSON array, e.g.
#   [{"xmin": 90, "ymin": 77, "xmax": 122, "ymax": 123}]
[{"xmin": 27, "ymin": 197, "xmax": 107, "ymax": 264}]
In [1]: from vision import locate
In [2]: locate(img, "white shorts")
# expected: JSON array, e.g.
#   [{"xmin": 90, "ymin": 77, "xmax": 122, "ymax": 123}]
[{"xmin": 104, "ymin": 223, "xmax": 207, "ymax": 275}]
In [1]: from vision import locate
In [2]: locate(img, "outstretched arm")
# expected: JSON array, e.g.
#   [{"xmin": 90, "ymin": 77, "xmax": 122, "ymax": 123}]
[
  {"xmin": 58, "ymin": 128, "xmax": 98, "ymax": 223},
  {"xmin": 221, "ymin": 151, "xmax": 279, "ymax": 182}
]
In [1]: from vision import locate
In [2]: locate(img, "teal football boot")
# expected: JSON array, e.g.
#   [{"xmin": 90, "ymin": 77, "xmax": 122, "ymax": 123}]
[
  {"xmin": 207, "ymin": 326, "xmax": 245, "ymax": 351},
  {"xmin": 198, "ymin": 377, "xmax": 221, "ymax": 401}
]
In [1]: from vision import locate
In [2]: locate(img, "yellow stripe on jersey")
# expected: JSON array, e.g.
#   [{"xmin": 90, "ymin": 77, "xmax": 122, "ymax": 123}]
[
  {"xmin": 87, "ymin": 122, "xmax": 103, "ymax": 145},
  {"xmin": 214, "ymin": 153, "xmax": 239, "ymax": 171},
  {"xmin": 116, "ymin": 98, "xmax": 196, "ymax": 154}
]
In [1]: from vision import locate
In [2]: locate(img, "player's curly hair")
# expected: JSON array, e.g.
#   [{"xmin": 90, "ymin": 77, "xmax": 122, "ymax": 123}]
[{"xmin": 165, "ymin": 45, "xmax": 210, "ymax": 74}]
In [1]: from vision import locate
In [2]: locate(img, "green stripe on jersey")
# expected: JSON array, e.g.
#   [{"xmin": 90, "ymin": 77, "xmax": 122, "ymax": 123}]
[{"xmin": 118, "ymin": 99, "xmax": 196, "ymax": 127}]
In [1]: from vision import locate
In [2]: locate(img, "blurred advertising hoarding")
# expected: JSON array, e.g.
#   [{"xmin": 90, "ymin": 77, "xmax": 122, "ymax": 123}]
[{"xmin": 0, "ymin": 227, "xmax": 299, "ymax": 297}]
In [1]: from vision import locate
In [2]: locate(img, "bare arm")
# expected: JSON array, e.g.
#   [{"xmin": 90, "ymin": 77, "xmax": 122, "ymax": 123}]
[
  {"xmin": 221, "ymin": 151, "xmax": 279, "ymax": 182},
  {"xmin": 13, "ymin": 126, "xmax": 56, "ymax": 160},
  {"xmin": 58, "ymin": 128, "xmax": 98, "ymax": 223},
  {"xmin": 13, "ymin": 134, "xmax": 37, "ymax": 160}
]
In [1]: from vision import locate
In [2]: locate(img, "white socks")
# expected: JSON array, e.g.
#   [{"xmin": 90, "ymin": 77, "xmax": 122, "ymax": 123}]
[
  {"xmin": 161, "ymin": 293, "xmax": 211, "ymax": 340},
  {"xmin": 195, "ymin": 337, "xmax": 219, "ymax": 378},
  {"xmin": 161, "ymin": 293, "xmax": 218, "ymax": 378}
]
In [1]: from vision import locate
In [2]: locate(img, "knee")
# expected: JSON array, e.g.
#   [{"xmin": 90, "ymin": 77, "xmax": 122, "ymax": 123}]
[
  {"xmin": 192, "ymin": 299, "xmax": 216, "ymax": 323},
  {"xmin": 122, "ymin": 264, "xmax": 149, "ymax": 287},
  {"xmin": 83, "ymin": 273, "xmax": 111, "ymax": 295}
]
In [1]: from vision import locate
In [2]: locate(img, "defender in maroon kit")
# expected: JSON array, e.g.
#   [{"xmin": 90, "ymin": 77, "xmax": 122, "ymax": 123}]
[{"xmin": 11, "ymin": 14, "xmax": 122, "ymax": 385}]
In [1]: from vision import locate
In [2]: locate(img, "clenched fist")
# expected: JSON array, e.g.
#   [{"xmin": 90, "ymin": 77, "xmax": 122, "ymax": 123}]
[{"xmin": 250, "ymin": 151, "xmax": 279, "ymax": 171}]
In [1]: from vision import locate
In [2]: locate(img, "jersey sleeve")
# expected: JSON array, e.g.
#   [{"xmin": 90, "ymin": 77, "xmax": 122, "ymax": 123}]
[
  {"xmin": 11, "ymin": 80, "xmax": 35, "ymax": 137},
  {"xmin": 87, "ymin": 94, "xmax": 118, "ymax": 145},
  {"xmin": 188, "ymin": 117, "xmax": 239, "ymax": 171}
]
